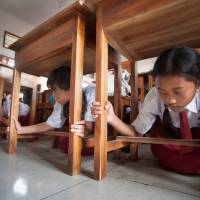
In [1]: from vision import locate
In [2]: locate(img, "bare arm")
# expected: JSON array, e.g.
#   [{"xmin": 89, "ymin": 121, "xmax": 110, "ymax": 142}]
[
  {"xmin": 109, "ymin": 114, "xmax": 138, "ymax": 136},
  {"xmin": 13, "ymin": 118, "xmax": 53, "ymax": 134},
  {"xmin": 91, "ymin": 101, "xmax": 140, "ymax": 137}
]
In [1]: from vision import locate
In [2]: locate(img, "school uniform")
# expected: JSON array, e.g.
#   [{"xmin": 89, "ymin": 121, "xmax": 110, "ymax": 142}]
[
  {"xmin": 46, "ymin": 85, "xmax": 95, "ymax": 128},
  {"xmin": 131, "ymin": 87, "xmax": 200, "ymax": 174},
  {"xmin": 47, "ymin": 85, "xmax": 95, "ymax": 155},
  {"xmin": 3, "ymin": 96, "xmax": 30, "ymax": 117}
]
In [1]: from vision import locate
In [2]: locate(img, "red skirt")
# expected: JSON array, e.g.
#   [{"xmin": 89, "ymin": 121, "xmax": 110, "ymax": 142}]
[{"xmin": 150, "ymin": 118, "xmax": 200, "ymax": 174}]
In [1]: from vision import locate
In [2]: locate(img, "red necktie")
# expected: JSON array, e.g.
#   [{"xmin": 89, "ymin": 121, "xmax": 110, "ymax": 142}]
[{"xmin": 179, "ymin": 111, "xmax": 193, "ymax": 154}]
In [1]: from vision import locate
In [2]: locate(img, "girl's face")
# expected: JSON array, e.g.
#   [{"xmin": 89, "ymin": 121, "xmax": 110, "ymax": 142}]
[
  {"xmin": 52, "ymin": 85, "xmax": 70, "ymax": 105},
  {"xmin": 155, "ymin": 75, "xmax": 197, "ymax": 112}
]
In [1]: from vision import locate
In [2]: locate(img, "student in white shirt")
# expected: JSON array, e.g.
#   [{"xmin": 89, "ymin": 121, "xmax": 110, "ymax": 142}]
[
  {"xmin": 14, "ymin": 66, "xmax": 95, "ymax": 135},
  {"xmin": 90, "ymin": 47, "xmax": 200, "ymax": 174},
  {"xmin": 2, "ymin": 94, "xmax": 30, "ymax": 117},
  {"xmin": 0, "ymin": 94, "xmax": 30, "ymax": 126}
]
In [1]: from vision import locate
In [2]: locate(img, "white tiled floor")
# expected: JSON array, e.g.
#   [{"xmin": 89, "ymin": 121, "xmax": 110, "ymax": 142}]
[{"xmin": 0, "ymin": 138, "xmax": 199, "ymax": 200}]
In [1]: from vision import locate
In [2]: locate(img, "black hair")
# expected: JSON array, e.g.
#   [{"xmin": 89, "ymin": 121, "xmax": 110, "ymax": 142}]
[
  {"xmin": 152, "ymin": 47, "xmax": 200, "ymax": 138},
  {"xmin": 47, "ymin": 66, "xmax": 71, "ymax": 91},
  {"xmin": 152, "ymin": 47, "xmax": 200, "ymax": 81},
  {"xmin": 47, "ymin": 66, "xmax": 71, "ymax": 123},
  {"xmin": 47, "ymin": 66, "xmax": 85, "ymax": 124}
]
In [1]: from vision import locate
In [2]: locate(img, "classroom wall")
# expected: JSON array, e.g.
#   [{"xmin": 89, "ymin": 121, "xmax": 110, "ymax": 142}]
[{"xmin": 0, "ymin": 8, "xmax": 34, "ymax": 59}]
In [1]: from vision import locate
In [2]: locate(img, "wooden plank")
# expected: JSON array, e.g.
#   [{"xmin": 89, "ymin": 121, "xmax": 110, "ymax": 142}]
[
  {"xmin": 29, "ymin": 79, "xmax": 37, "ymax": 125},
  {"xmin": 94, "ymin": 4, "xmax": 108, "ymax": 181},
  {"xmin": 17, "ymin": 135, "xmax": 37, "ymax": 139},
  {"xmin": 7, "ymin": 68, "xmax": 21, "ymax": 154},
  {"xmin": 130, "ymin": 61, "xmax": 138, "ymax": 160},
  {"xmin": 42, "ymin": 131, "xmax": 69, "ymax": 137},
  {"xmin": 68, "ymin": 14, "xmax": 85, "ymax": 176},
  {"xmin": 113, "ymin": 61, "xmax": 122, "ymax": 159},
  {"xmin": 130, "ymin": 61, "xmax": 138, "ymax": 121},
  {"xmin": 0, "ymin": 77, "xmax": 5, "ymax": 112},
  {"xmin": 15, "ymin": 20, "xmax": 74, "ymax": 71},
  {"xmin": 117, "ymin": 136, "xmax": 200, "ymax": 147},
  {"xmin": 10, "ymin": 1, "xmax": 95, "ymax": 51},
  {"xmin": 138, "ymin": 75, "xmax": 144, "ymax": 102},
  {"xmin": 101, "ymin": 0, "xmax": 200, "ymax": 60},
  {"xmin": 114, "ymin": 62, "xmax": 122, "ymax": 120},
  {"xmin": 107, "ymin": 140, "xmax": 129, "ymax": 152},
  {"xmin": 37, "ymin": 103, "xmax": 53, "ymax": 109},
  {"xmin": 148, "ymin": 74, "xmax": 154, "ymax": 91}
]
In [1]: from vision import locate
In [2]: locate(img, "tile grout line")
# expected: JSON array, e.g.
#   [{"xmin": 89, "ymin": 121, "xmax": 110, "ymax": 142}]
[
  {"xmin": 39, "ymin": 178, "xmax": 90, "ymax": 200},
  {"xmin": 106, "ymin": 171, "xmax": 200, "ymax": 198},
  {"xmin": 126, "ymin": 178, "xmax": 200, "ymax": 198}
]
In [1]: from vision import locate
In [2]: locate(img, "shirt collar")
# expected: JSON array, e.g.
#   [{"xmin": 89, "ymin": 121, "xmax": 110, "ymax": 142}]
[{"xmin": 185, "ymin": 90, "xmax": 198, "ymax": 113}]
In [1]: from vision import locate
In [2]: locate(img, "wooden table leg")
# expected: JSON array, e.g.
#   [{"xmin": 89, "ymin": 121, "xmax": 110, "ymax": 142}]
[
  {"xmin": 130, "ymin": 61, "xmax": 138, "ymax": 160},
  {"xmin": 113, "ymin": 62, "xmax": 122, "ymax": 159},
  {"xmin": 68, "ymin": 14, "xmax": 85, "ymax": 175},
  {"xmin": 8, "ymin": 68, "xmax": 21, "ymax": 154},
  {"xmin": 94, "ymin": 5, "xmax": 108, "ymax": 180},
  {"xmin": 0, "ymin": 77, "xmax": 5, "ymax": 113},
  {"xmin": 29, "ymin": 79, "xmax": 37, "ymax": 125}
]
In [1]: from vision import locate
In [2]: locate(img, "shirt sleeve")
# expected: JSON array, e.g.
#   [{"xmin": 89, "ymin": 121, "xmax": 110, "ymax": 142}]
[
  {"xmin": 131, "ymin": 87, "xmax": 160, "ymax": 134},
  {"xmin": 83, "ymin": 86, "xmax": 95, "ymax": 122},
  {"xmin": 19, "ymin": 103, "xmax": 30, "ymax": 116},
  {"xmin": 46, "ymin": 102, "xmax": 66, "ymax": 128},
  {"xmin": 4, "ymin": 99, "xmax": 11, "ymax": 117}
]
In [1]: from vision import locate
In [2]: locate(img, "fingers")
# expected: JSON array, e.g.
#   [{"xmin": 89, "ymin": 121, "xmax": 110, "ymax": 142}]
[
  {"xmin": 91, "ymin": 101, "xmax": 103, "ymax": 118},
  {"xmin": 92, "ymin": 101, "xmax": 100, "ymax": 106},
  {"xmin": 74, "ymin": 120, "xmax": 85, "ymax": 125},
  {"xmin": 70, "ymin": 122, "xmax": 85, "ymax": 138},
  {"xmin": 70, "ymin": 124, "xmax": 85, "ymax": 132},
  {"xmin": 73, "ymin": 132, "xmax": 84, "ymax": 137}
]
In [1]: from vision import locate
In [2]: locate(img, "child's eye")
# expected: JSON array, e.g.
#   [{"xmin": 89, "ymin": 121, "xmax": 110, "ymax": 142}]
[
  {"xmin": 174, "ymin": 91, "xmax": 181, "ymax": 95},
  {"xmin": 158, "ymin": 91, "xmax": 166, "ymax": 96}
]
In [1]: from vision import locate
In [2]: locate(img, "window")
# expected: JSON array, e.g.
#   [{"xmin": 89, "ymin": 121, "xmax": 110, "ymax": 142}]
[{"xmin": 3, "ymin": 31, "xmax": 20, "ymax": 49}]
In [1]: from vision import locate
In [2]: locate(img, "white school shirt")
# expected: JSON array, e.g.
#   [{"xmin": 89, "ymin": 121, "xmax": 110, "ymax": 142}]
[
  {"xmin": 3, "ymin": 97, "xmax": 30, "ymax": 117},
  {"xmin": 46, "ymin": 85, "xmax": 95, "ymax": 128},
  {"xmin": 131, "ymin": 87, "xmax": 200, "ymax": 135}
]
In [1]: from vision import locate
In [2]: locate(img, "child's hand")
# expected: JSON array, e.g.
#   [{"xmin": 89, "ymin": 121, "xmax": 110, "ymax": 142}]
[
  {"xmin": 13, "ymin": 117, "xmax": 23, "ymax": 134},
  {"xmin": 91, "ymin": 101, "xmax": 115, "ymax": 123},
  {"xmin": 70, "ymin": 120, "xmax": 85, "ymax": 138}
]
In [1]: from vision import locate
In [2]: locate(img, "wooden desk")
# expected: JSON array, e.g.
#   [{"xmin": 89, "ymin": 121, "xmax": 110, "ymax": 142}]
[
  {"xmin": 9, "ymin": 0, "xmax": 118, "ymax": 176},
  {"xmin": 88, "ymin": 0, "xmax": 200, "ymax": 180}
]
